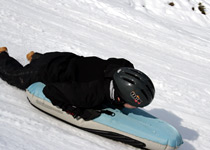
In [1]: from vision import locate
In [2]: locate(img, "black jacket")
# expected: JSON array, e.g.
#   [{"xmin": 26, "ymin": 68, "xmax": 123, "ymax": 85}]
[{"xmin": 33, "ymin": 52, "xmax": 134, "ymax": 109}]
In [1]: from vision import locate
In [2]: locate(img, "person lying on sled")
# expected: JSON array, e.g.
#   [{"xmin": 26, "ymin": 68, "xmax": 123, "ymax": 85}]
[{"xmin": 0, "ymin": 47, "xmax": 155, "ymax": 120}]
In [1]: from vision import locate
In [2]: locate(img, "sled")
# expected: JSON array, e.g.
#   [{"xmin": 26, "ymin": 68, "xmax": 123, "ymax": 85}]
[{"xmin": 26, "ymin": 82, "xmax": 183, "ymax": 150}]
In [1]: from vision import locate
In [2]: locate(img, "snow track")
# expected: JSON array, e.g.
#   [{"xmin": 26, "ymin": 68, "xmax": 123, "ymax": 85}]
[{"xmin": 0, "ymin": 0, "xmax": 210, "ymax": 149}]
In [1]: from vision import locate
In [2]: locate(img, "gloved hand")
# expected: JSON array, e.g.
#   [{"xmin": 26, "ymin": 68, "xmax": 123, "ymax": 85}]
[
  {"xmin": 80, "ymin": 109, "xmax": 101, "ymax": 121},
  {"xmin": 65, "ymin": 105, "xmax": 101, "ymax": 121}
]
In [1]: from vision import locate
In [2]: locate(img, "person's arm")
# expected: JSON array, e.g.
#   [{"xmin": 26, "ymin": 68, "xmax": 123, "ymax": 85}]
[
  {"xmin": 104, "ymin": 58, "xmax": 134, "ymax": 78},
  {"xmin": 43, "ymin": 80, "xmax": 105, "ymax": 109},
  {"xmin": 107, "ymin": 58, "xmax": 134, "ymax": 68}
]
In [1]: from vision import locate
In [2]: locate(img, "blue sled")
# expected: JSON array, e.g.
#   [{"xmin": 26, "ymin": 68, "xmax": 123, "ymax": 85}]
[{"xmin": 26, "ymin": 82, "xmax": 183, "ymax": 150}]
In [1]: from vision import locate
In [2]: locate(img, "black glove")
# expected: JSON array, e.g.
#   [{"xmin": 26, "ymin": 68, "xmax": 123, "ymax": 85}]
[
  {"xmin": 65, "ymin": 106, "xmax": 101, "ymax": 121},
  {"xmin": 80, "ymin": 109, "xmax": 101, "ymax": 121}
]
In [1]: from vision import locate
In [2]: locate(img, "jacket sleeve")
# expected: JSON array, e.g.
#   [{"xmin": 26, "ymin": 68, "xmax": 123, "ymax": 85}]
[
  {"xmin": 43, "ymin": 79, "xmax": 105, "ymax": 109},
  {"xmin": 105, "ymin": 58, "xmax": 134, "ymax": 78}
]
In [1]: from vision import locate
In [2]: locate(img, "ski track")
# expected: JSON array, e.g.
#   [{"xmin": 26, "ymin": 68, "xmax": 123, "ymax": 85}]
[{"xmin": 1, "ymin": 0, "xmax": 210, "ymax": 150}]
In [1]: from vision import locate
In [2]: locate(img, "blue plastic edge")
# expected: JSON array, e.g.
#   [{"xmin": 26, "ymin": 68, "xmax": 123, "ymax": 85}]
[{"xmin": 27, "ymin": 82, "xmax": 183, "ymax": 148}]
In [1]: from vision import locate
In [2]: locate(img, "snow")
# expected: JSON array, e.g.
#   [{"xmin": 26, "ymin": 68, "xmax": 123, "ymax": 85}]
[{"xmin": 0, "ymin": 0, "xmax": 210, "ymax": 149}]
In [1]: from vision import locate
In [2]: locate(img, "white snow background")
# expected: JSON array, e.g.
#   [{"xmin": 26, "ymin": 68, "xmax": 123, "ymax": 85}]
[{"xmin": 0, "ymin": 0, "xmax": 210, "ymax": 150}]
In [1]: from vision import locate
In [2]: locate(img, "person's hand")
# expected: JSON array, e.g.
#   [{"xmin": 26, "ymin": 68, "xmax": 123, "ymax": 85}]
[{"xmin": 65, "ymin": 106, "xmax": 101, "ymax": 121}]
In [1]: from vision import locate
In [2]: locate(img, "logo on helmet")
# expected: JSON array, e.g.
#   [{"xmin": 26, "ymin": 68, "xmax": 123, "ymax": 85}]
[{"xmin": 130, "ymin": 91, "xmax": 142, "ymax": 105}]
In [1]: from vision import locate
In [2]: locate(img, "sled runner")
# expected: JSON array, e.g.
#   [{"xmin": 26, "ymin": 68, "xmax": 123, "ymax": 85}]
[{"xmin": 26, "ymin": 82, "xmax": 183, "ymax": 150}]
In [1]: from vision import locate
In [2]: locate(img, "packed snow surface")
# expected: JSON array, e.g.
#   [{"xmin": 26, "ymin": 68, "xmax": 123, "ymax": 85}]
[{"xmin": 0, "ymin": 0, "xmax": 210, "ymax": 150}]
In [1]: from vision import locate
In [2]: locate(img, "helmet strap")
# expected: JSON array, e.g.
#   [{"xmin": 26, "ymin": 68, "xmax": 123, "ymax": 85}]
[{"xmin": 109, "ymin": 80, "xmax": 115, "ymax": 101}]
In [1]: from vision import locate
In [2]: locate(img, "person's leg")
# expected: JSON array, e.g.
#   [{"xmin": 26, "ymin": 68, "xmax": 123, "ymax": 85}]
[
  {"xmin": 0, "ymin": 51, "xmax": 39, "ymax": 90},
  {"xmin": 0, "ymin": 49, "xmax": 78, "ymax": 89}
]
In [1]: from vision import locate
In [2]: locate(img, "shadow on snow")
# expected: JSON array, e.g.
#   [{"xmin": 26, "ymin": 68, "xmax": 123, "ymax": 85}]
[{"xmin": 148, "ymin": 108, "xmax": 199, "ymax": 150}]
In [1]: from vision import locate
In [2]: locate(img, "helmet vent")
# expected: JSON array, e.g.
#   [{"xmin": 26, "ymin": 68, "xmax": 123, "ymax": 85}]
[
  {"xmin": 122, "ymin": 77, "xmax": 135, "ymax": 85},
  {"xmin": 141, "ymin": 90, "xmax": 148, "ymax": 100},
  {"xmin": 125, "ymin": 72, "xmax": 140, "ymax": 81},
  {"xmin": 146, "ymin": 85, "xmax": 154, "ymax": 98},
  {"xmin": 130, "ymin": 69, "xmax": 143, "ymax": 75},
  {"xmin": 148, "ymin": 79, "xmax": 154, "ymax": 89}
]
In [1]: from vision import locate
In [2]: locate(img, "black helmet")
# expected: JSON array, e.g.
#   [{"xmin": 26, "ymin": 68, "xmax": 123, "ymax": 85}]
[{"xmin": 113, "ymin": 67, "xmax": 155, "ymax": 107}]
